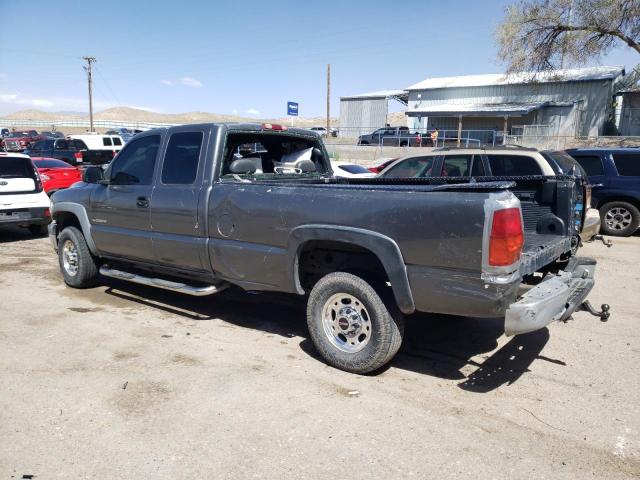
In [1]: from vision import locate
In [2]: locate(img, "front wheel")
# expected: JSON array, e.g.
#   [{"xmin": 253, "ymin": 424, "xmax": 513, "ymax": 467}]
[
  {"xmin": 57, "ymin": 226, "xmax": 99, "ymax": 288},
  {"xmin": 599, "ymin": 201, "xmax": 640, "ymax": 237},
  {"xmin": 306, "ymin": 272, "xmax": 404, "ymax": 374}
]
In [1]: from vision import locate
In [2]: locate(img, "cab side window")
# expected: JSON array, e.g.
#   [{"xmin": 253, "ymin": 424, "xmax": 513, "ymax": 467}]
[
  {"xmin": 440, "ymin": 154, "xmax": 477, "ymax": 176},
  {"xmin": 383, "ymin": 156, "xmax": 434, "ymax": 178},
  {"xmin": 487, "ymin": 154, "xmax": 542, "ymax": 176},
  {"xmin": 573, "ymin": 155, "xmax": 604, "ymax": 176},
  {"xmin": 613, "ymin": 154, "xmax": 640, "ymax": 176},
  {"xmin": 102, "ymin": 137, "xmax": 113, "ymax": 147},
  {"xmin": 109, "ymin": 135, "xmax": 160, "ymax": 185},
  {"xmin": 161, "ymin": 131, "xmax": 203, "ymax": 184}
]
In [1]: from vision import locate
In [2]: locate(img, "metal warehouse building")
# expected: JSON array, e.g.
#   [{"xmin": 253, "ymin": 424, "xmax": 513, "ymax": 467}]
[{"xmin": 340, "ymin": 66, "xmax": 627, "ymax": 142}]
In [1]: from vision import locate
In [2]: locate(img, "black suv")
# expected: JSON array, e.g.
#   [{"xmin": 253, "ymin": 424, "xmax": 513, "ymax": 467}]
[{"xmin": 567, "ymin": 148, "xmax": 640, "ymax": 237}]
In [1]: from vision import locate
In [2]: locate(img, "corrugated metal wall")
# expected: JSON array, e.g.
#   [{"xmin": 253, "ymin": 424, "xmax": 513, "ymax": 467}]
[
  {"xmin": 407, "ymin": 80, "xmax": 615, "ymax": 136},
  {"xmin": 339, "ymin": 98, "xmax": 388, "ymax": 137},
  {"xmin": 619, "ymin": 93, "xmax": 640, "ymax": 136}
]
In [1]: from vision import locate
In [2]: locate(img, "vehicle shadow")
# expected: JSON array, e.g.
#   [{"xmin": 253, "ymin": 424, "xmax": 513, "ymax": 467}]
[
  {"xmin": 100, "ymin": 277, "xmax": 552, "ymax": 392},
  {"xmin": 0, "ymin": 225, "xmax": 46, "ymax": 243}
]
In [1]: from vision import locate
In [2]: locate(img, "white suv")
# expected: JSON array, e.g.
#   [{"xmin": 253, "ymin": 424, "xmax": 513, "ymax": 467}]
[
  {"xmin": 0, "ymin": 152, "xmax": 51, "ymax": 234},
  {"xmin": 379, "ymin": 146, "xmax": 601, "ymax": 242}
]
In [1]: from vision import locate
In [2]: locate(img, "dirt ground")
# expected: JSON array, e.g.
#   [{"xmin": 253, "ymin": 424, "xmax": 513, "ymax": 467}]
[{"xmin": 0, "ymin": 227, "xmax": 638, "ymax": 479}]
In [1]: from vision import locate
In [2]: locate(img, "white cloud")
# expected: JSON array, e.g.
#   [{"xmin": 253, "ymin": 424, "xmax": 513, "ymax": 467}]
[
  {"xmin": 231, "ymin": 109, "xmax": 238, "ymax": 115},
  {"xmin": 161, "ymin": 79, "xmax": 174, "ymax": 86},
  {"xmin": 246, "ymin": 108, "xmax": 260, "ymax": 115},
  {"xmin": 181, "ymin": 77, "xmax": 203, "ymax": 88},
  {"xmin": 0, "ymin": 91, "xmax": 157, "ymax": 113}
]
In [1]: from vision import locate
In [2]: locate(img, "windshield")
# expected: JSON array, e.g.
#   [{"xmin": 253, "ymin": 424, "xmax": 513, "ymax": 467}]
[{"xmin": 7, "ymin": 132, "xmax": 31, "ymax": 138}]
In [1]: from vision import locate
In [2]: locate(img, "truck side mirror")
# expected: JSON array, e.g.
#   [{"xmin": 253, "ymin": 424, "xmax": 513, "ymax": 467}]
[{"xmin": 83, "ymin": 166, "xmax": 104, "ymax": 184}]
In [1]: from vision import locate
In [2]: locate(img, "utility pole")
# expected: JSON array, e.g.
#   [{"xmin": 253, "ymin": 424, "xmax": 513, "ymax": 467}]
[
  {"xmin": 83, "ymin": 56, "xmax": 96, "ymax": 132},
  {"xmin": 326, "ymin": 64, "xmax": 331, "ymax": 137}
]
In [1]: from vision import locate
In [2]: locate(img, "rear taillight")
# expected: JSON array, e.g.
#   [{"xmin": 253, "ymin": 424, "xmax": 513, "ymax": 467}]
[
  {"xmin": 489, "ymin": 208, "xmax": 524, "ymax": 267},
  {"xmin": 44, "ymin": 208, "xmax": 50, "ymax": 218},
  {"xmin": 74, "ymin": 151, "xmax": 83, "ymax": 163}
]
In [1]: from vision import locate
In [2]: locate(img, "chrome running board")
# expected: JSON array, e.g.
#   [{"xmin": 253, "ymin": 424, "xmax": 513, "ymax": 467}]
[{"xmin": 99, "ymin": 266, "xmax": 228, "ymax": 297}]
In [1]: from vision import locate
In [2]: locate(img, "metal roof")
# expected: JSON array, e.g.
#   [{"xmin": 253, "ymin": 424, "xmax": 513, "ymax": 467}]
[
  {"xmin": 405, "ymin": 102, "xmax": 549, "ymax": 117},
  {"xmin": 340, "ymin": 89, "xmax": 409, "ymax": 104},
  {"xmin": 405, "ymin": 66, "xmax": 625, "ymax": 91}
]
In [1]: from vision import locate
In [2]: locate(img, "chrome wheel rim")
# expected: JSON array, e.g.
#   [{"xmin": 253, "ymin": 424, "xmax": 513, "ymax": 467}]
[
  {"xmin": 605, "ymin": 207, "xmax": 632, "ymax": 231},
  {"xmin": 322, "ymin": 293, "xmax": 372, "ymax": 353},
  {"xmin": 62, "ymin": 239, "xmax": 79, "ymax": 276}
]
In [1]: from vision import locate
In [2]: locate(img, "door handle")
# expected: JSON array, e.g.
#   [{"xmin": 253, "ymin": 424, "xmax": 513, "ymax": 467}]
[{"xmin": 136, "ymin": 196, "xmax": 149, "ymax": 208}]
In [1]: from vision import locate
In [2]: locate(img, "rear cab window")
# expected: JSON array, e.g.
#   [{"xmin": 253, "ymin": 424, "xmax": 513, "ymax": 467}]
[
  {"xmin": 487, "ymin": 154, "xmax": 542, "ymax": 176},
  {"xmin": 102, "ymin": 137, "xmax": 113, "ymax": 147},
  {"xmin": 220, "ymin": 131, "xmax": 328, "ymax": 180},
  {"xmin": 613, "ymin": 153, "xmax": 640, "ymax": 176}
]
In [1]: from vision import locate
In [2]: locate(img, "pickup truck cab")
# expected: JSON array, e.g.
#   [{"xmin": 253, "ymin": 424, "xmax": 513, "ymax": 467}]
[
  {"xmin": 567, "ymin": 148, "xmax": 640, "ymax": 237},
  {"xmin": 3, "ymin": 130, "xmax": 43, "ymax": 152},
  {"xmin": 47, "ymin": 123, "xmax": 607, "ymax": 373},
  {"xmin": 358, "ymin": 127, "xmax": 422, "ymax": 147}
]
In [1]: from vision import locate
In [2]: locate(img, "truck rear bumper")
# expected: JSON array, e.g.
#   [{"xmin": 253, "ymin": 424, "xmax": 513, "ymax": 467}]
[
  {"xmin": 505, "ymin": 256, "xmax": 596, "ymax": 336},
  {"xmin": 581, "ymin": 208, "xmax": 601, "ymax": 241}
]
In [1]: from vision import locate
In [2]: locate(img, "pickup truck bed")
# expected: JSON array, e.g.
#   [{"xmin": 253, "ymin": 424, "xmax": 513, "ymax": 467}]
[{"xmin": 47, "ymin": 122, "xmax": 606, "ymax": 374}]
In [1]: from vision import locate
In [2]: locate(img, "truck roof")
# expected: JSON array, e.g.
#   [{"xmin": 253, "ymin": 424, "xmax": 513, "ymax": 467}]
[{"xmin": 140, "ymin": 122, "xmax": 319, "ymax": 137}]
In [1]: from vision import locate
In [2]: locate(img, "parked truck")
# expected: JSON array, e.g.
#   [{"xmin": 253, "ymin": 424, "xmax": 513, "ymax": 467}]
[{"xmin": 47, "ymin": 123, "xmax": 608, "ymax": 373}]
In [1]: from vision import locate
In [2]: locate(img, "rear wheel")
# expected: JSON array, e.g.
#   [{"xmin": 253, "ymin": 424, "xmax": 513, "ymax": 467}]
[
  {"xmin": 306, "ymin": 272, "xmax": 404, "ymax": 374},
  {"xmin": 57, "ymin": 226, "xmax": 99, "ymax": 288},
  {"xmin": 599, "ymin": 201, "xmax": 640, "ymax": 237}
]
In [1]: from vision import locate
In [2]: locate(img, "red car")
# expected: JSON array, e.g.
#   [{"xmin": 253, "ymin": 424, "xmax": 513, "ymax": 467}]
[{"xmin": 31, "ymin": 157, "xmax": 82, "ymax": 195}]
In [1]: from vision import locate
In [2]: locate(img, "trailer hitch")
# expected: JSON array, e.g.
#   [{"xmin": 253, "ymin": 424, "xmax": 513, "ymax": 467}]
[
  {"xmin": 593, "ymin": 235, "xmax": 613, "ymax": 248},
  {"xmin": 580, "ymin": 301, "xmax": 610, "ymax": 322}
]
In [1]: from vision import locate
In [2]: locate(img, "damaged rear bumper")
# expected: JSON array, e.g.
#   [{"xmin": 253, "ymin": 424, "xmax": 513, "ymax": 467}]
[{"xmin": 505, "ymin": 257, "xmax": 597, "ymax": 336}]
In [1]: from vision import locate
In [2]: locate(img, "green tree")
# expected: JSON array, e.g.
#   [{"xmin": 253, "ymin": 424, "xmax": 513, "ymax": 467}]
[{"xmin": 497, "ymin": 0, "xmax": 640, "ymax": 73}]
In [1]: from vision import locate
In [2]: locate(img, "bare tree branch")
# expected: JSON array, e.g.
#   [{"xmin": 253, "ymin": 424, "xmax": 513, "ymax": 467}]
[{"xmin": 497, "ymin": 0, "xmax": 640, "ymax": 73}]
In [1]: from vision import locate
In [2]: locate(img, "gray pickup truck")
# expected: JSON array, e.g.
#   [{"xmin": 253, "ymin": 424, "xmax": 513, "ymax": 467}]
[{"xmin": 47, "ymin": 123, "xmax": 608, "ymax": 373}]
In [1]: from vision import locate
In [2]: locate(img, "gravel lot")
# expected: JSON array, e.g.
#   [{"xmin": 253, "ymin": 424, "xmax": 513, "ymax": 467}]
[{"xmin": 0, "ymin": 227, "xmax": 638, "ymax": 479}]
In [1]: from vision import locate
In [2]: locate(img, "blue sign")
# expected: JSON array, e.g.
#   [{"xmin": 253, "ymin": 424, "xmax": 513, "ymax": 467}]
[{"xmin": 287, "ymin": 101, "xmax": 299, "ymax": 116}]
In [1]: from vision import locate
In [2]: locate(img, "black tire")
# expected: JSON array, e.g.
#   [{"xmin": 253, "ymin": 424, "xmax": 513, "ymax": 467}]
[
  {"xmin": 57, "ymin": 226, "xmax": 99, "ymax": 288},
  {"xmin": 28, "ymin": 224, "xmax": 46, "ymax": 235},
  {"xmin": 306, "ymin": 272, "xmax": 404, "ymax": 374},
  {"xmin": 599, "ymin": 201, "xmax": 640, "ymax": 237}
]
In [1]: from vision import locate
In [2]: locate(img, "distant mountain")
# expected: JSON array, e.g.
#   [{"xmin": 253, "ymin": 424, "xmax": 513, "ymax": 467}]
[{"xmin": 2, "ymin": 106, "xmax": 339, "ymax": 127}]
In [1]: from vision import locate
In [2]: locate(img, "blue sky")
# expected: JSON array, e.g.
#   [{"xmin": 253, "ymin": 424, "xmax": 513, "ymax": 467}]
[{"xmin": 0, "ymin": 0, "xmax": 638, "ymax": 117}]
